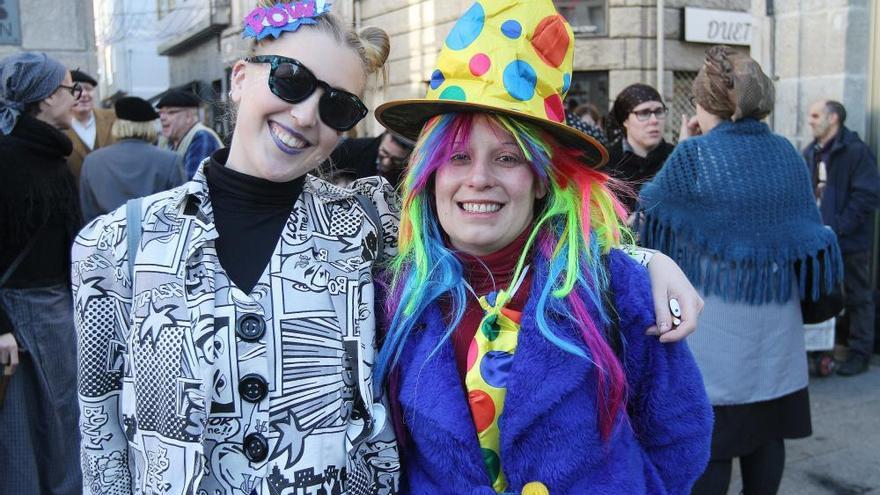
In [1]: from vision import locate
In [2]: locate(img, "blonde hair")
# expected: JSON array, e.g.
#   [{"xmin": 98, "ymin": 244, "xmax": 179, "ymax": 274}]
[
  {"xmin": 251, "ymin": 3, "xmax": 390, "ymax": 78},
  {"xmin": 111, "ymin": 119, "xmax": 158, "ymax": 143}
]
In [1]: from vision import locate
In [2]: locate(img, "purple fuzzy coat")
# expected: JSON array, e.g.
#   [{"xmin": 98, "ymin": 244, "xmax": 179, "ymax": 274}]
[{"xmin": 393, "ymin": 249, "xmax": 712, "ymax": 494}]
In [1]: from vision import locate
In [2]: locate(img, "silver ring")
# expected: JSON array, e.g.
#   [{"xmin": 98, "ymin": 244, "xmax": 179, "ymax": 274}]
[{"xmin": 668, "ymin": 298, "xmax": 682, "ymax": 322}]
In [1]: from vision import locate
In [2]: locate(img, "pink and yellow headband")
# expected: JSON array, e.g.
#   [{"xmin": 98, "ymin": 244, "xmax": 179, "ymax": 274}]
[{"xmin": 242, "ymin": 0, "xmax": 331, "ymax": 41}]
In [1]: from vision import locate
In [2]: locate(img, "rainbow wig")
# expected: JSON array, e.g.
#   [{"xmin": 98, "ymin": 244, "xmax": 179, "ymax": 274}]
[{"xmin": 376, "ymin": 112, "xmax": 633, "ymax": 439}]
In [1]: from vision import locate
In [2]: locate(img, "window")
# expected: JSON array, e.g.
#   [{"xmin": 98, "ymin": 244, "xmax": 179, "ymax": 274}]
[
  {"xmin": 554, "ymin": 0, "xmax": 607, "ymax": 36},
  {"xmin": 564, "ymin": 71, "xmax": 609, "ymax": 116}
]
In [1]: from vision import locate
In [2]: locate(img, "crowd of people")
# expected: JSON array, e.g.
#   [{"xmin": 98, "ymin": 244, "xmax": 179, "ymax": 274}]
[{"xmin": 0, "ymin": 0, "xmax": 877, "ymax": 494}]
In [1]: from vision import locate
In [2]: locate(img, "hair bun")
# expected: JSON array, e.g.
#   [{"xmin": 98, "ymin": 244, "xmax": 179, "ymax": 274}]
[{"xmin": 357, "ymin": 26, "xmax": 390, "ymax": 75}]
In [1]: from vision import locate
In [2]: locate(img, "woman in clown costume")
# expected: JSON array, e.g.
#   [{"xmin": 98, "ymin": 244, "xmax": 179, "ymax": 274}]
[
  {"xmin": 72, "ymin": 0, "xmax": 705, "ymax": 494},
  {"xmin": 373, "ymin": 0, "xmax": 713, "ymax": 493}
]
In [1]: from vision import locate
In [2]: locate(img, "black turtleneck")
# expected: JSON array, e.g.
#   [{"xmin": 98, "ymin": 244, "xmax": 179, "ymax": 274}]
[
  {"xmin": 205, "ymin": 149, "xmax": 305, "ymax": 293},
  {"xmin": 0, "ymin": 115, "xmax": 80, "ymax": 333},
  {"xmin": 606, "ymin": 138, "xmax": 675, "ymax": 212}
]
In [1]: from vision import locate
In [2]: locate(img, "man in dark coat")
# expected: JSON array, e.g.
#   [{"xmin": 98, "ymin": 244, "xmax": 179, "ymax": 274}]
[
  {"xmin": 80, "ymin": 97, "xmax": 185, "ymax": 223},
  {"xmin": 804, "ymin": 100, "xmax": 880, "ymax": 376},
  {"xmin": 324, "ymin": 131, "xmax": 413, "ymax": 188}
]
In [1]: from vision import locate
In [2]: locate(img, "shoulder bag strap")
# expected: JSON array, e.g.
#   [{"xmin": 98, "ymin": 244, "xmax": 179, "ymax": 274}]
[{"xmin": 126, "ymin": 198, "xmax": 143, "ymax": 282}]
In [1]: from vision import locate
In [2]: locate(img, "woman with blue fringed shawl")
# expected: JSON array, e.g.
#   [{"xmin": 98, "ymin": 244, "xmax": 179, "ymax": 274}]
[{"xmin": 637, "ymin": 45, "xmax": 844, "ymax": 495}]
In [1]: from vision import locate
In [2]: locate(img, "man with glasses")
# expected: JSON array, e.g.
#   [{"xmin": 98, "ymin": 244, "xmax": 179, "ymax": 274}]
[
  {"xmin": 64, "ymin": 69, "xmax": 116, "ymax": 183},
  {"xmin": 156, "ymin": 89, "xmax": 223, "ymax": 180},
  {"xmin": 325, "ymin": 130, "xmax": 414, "ymax": 188}
]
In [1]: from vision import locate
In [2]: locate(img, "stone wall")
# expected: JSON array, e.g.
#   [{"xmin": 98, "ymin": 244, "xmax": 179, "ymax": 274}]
[
  {"xmin": 771, "ymin": 0, "xmax": 872, "ymax": 149},
  {"xmin": 169, "ymin": 0, "xmax": 876, "ymax": 146},
  {"xmin": 358, "ymin": 0, "xmax": 752, "ymax": 135},
  {"xmin": 0, "ymin": 0, "xmax": 97, "ymax": 75}
]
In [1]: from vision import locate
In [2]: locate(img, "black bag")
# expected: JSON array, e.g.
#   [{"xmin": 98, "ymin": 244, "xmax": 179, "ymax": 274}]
[{"xmin": 798, "ymin": 253, "xmax": 845, "ymax": 325}]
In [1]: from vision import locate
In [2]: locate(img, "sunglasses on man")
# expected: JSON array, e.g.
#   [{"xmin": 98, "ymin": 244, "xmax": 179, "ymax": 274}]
[{"xmin": 246, "ymin": 55, "xmax": 368, "ymax": 132}]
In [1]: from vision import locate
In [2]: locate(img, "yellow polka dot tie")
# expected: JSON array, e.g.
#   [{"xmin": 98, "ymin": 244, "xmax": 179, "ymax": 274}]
[{"xmin": 464, "ymin": 289, "xmax": 523, "ymax": 493}]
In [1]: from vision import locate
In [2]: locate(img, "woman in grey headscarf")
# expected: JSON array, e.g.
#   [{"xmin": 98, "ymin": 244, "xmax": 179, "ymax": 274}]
[{"xmin": 0, "ymin": 51, "xmax": 83, "ymax": 494}]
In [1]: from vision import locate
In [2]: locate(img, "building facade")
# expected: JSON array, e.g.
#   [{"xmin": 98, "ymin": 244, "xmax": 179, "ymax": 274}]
[
  {"xmin": 360, "ymin": 0, "xmax": 752, "ymax": 138},
  {"xmin": 154, "ymin": 0, "xmax": 877, "ymax": 151},
  {"xmin": 768, "ymin": 0, "xmax": 874, "ymax": 149},
  {"xmin": 95, "ymin": 0, "xmax": 171, "ymax": 102},
  {"xmin": 365, "ymin": 0, "xmax": 877, "ymax": 148},
  {"xmin": 0, "ymin": 0, "xmax": 97, "ymax": 77}
]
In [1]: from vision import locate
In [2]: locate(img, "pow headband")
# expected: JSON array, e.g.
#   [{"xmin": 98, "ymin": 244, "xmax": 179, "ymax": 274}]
[{"xmin": 242, "ymin": 0, "xmax": 331, "ymax": 41}]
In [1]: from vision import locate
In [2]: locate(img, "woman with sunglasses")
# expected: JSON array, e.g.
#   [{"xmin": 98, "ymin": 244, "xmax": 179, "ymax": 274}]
[
  {"xmin": 605, "ymin": 83, "xmax": 675, "ymax": 215},
  {"xmin": 0, "ymin": 51, "xmax": 83, "ymax": 495},
  {"xmin": 372, "ymin": 1, "xmax": 712, "ymax": 493},
  {"xmin": 72, "ymin": 1, "xmax": 704, "ymax": 494},
  {"xmin": 72, "ymin": 3, "xmax": 399, "ymax": 493}
]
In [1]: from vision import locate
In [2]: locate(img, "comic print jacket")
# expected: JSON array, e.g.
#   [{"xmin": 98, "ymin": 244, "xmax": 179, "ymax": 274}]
[{"xmin": 72, "ymin": 163, "xmax": 401, "ymax": 495}]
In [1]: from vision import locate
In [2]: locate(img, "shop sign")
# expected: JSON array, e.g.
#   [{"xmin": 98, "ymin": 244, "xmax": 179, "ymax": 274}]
[
  {"xmin": 0, "ymin": 0, "xmax": 21, "ymax": 45},
  {"xmin": 684, "ymin": 7, "xmax": 753, "ymax": 46}
]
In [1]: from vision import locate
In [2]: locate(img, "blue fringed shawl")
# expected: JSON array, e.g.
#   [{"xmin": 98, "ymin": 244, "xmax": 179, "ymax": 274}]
[{"xmin": 636, "ymin": 119, "xmax": 843, "ymax": 305}]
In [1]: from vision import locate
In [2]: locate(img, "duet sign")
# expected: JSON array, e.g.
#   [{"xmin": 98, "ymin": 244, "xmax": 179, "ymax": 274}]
[{"xmin": 684, "ymin": 7, "xmax": 753, "ymax": 47}]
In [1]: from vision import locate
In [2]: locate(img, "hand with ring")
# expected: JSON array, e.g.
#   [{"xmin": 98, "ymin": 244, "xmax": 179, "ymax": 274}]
[{"xmin": 645, "ymin": 251, "xmax": 704, "ymax": 343}]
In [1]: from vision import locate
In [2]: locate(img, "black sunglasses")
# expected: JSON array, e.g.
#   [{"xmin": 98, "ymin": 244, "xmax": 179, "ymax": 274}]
[{"xmin": 246, "ymin": 55, "xmax": 367, "ymax": 132}]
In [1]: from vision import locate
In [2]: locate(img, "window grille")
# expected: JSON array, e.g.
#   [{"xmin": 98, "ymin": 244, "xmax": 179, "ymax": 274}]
[
  {"xmin": 565, "ymin": 71, "xmax": 610, "ymax": 116},
  {"xmin": 667, "ymin": 71, "xmax": 698, "ymax": 143}
]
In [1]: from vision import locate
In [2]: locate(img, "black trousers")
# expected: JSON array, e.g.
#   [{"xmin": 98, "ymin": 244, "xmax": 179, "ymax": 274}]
[
  {"xmin": 837, "ymin": 251, "xmax": 875, "ymax": 357},
  {"xmin": 692, "ymin": 439, "xmax": 786, "ymax": 495}
]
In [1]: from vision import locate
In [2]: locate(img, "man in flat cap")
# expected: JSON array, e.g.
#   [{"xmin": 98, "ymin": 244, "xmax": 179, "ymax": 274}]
[
  {"xmin": 79, "ymin": 96, "xmax": 185, "ymax": 222},
  {"xmin": 64, "ymin": 69, "xmax": 115, "ymax": 182},
  {"xmin": 156, "ymin": 89, "xmax": 223, "ymax": 179}
]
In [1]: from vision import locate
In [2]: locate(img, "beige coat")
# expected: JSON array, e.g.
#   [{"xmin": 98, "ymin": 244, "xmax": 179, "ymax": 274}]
[{"xmin": 65, "ymin": 108, "xmax": 116, "ymax": 182}]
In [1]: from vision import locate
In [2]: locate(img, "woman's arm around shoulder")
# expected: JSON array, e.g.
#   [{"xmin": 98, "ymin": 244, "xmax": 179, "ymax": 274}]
[
  {"xmin": 621, "ymin": 246, "xmax": 704, "ymax": 342},
  {"xmin": 608, "ymin": 249, "xmax": 712, "ymax": 494}
]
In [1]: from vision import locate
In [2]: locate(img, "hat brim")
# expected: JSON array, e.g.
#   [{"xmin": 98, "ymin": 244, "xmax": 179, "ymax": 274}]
[{"xmin": 375, "ymin": 99, "xmax": 608, "ymax": 169}]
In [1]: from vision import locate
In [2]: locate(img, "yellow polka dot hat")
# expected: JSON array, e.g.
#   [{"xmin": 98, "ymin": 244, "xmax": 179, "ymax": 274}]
[{"xmin": 375, "ymin": 0, "xmax": 608, "ymax": 167}]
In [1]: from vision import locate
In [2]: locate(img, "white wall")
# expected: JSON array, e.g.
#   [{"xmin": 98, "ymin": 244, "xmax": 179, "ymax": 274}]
[
  {"xmin": 95, "ymin": 0, "xmax": 171, "ymax": 100},
  {"xmin": 0, "ymin": 0, "xmax": 97, "ymax": 75}
]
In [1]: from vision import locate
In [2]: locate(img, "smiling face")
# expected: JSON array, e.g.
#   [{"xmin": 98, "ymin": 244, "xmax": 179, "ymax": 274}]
[
  {"xmin": 622, "ymin": 100, "xmax": 665, "ymax": 154},
  {"xmin": 227, "ymin": 28, "xmax": 366, "ymax": 182},
  {"xmin": 72, "ymin": 81, "xmax": 95, "ymax": 119},
  {"xmin": 433, "ymin": 115, "xmax": 546, "ymax": 256}
]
